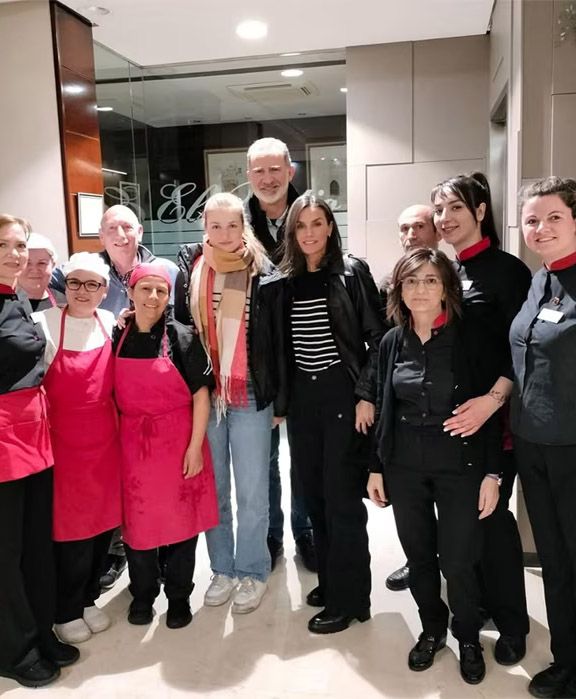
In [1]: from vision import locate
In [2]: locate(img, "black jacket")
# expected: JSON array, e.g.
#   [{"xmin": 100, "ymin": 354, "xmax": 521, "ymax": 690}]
[
  {"xmin": 174, "ymin": 244, "xmax": 288, "ymax": 417},
  {"xmin": 244, "ymin": 184, "xmax": 300, "ymax": 263},
  {"xmin": 373, "ymin": 316, "xmax": 503, "ymax": 475},
  {"xmin": 285, "ymin": 254, "xmax": 385, "ymax": 403}
]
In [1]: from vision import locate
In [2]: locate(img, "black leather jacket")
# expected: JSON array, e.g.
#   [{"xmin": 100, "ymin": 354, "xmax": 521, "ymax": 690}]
[
  {"xmin": 285, "ymin": 254, "xmax": 384, "ymax": 403},
  {"xmin": 174, "ymin": 244, "xmax": 288, "ymax": 416}
]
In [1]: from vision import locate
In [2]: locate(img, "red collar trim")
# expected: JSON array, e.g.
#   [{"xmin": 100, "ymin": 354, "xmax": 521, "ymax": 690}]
[
  {"xmin": 0, "ymin": 283, "xmax": 15, "ymax": 295},
  {"xmin": 432, "ymin": 311, "xmax": 448, "ymax": 329},
  {"xmin": 457, "ymin": 236, "xmax": 491, "ymax": 262},
  {"xmin": 547, "ymin": 251, "xmax": 576, "ymax": 272}
]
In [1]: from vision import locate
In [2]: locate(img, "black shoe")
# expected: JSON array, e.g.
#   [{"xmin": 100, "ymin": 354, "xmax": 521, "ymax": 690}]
[
  {"xmin": 295, "ymin": 532, "xmax": 317, "ymax": 573},
  {"xmin": 408, "ymin": 633, "xmax": 447, "ymax": 671},
  {"xmin": 306, "ymin": 586, "xmax": 325, "ymax": 608},
  {"xmin": 0, "ymin": 653, "xmax": 60, "ymax": 688},
  {"xmin": 386, "ymin": 565, "xmax": 410, "ymax": 591},
  {"xmin": 100, "ymin": 554, "xmax": 127, "ymax": 590},
  {"xmin": 529, "ymin": 664, "xmax": 575, "ymax": 698},
  {"xmin": 267, "ymin": 535, "xmax": 284, "ymax": 571},
  {"xmin": 166, "ymin": 599, "xmax": 192, "ymax": 629},
  {"xmin": 308, "ymin": 609, "xmax": 370, "ymax": 634},
  {"xmin": 459, "ymin": 642, "xmax": 485, "ymax": 684},
  {"xmin": 128, "ymin": 601, "xmax": 154, "ymax": 625},
  {"xmin": 494, "ymin": 634, "xmax": 526, "ymax": 666},
  {"xmin": 39, "ymin": 631, "xmax": 80, "ymax": 667}
]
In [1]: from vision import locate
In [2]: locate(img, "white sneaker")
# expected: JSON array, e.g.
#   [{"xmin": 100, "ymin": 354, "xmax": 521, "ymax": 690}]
[
  {"xmin": 231, "ymin": 577, "xmax": 267, "ymax": 614},
  {"xmin": 204, "ymin": 574, "xmax": 237, "ymax": 607},
  {"xmin": 83, "ymin": 605, "xmax": 111, "ymax": 633},
  {"xmin": 55, "ymin": 618, "xmax": 92, "ymax": 644}
]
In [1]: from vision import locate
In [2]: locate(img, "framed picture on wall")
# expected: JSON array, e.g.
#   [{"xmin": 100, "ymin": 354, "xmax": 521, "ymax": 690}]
[
  {"xmin": 204, "ymin": 148, "xmax": 249, "ymax": 195},
  {"xmin": 306, "ymin": 142, "xmax": 347, "ymax": 212},
  {"xmin": 77, "ymin": 192, "xmax": 104, "ymax": 237}
]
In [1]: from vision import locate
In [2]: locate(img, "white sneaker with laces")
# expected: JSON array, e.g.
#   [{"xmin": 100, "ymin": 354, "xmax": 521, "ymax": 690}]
[
  {"xmin": 231, "ymin": 577, "xmax": 267, "ymax": 614},
  {"xmin": 83, "ymin": 605, "xmax": 111, "ymax": 633},
  {"xmin": 204, "ymin": 574, "xmax": 237, "ymax": 606},
  {"xmin": 55, "ymin": 618, "xmax": 92, "ymax": 644}
]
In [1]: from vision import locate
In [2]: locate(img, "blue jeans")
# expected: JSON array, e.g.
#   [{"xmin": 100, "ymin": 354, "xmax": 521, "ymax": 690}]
[
  {"xmin": 268, "ymin": 425, "xmax": 313, "ymax": 543},
  {"xmin": 205, "ymin": 393, "xmax": 272, "ymax": 582}
]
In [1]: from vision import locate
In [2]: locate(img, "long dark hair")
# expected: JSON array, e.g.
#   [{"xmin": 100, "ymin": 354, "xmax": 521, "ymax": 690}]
[
  {"xmin": 387, "ymin": 248, "xmax": 462, "ymax": 327},
  {"xmin": 519, "ymin": 176, "xmax": 576, "ymax": 219},
  {"xmin": 431, "ymin": 172, "xmax": 500, "ymax": 248},
  {"xmin": 279, "ymin": 192, "xmax": 343, "ymax": 277}
]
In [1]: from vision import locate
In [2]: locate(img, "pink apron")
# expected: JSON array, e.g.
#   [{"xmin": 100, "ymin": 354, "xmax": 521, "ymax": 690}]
[
  {"xmin": 43, "ymin": 308, "xmax": 122, "ymax": 541},
  {"xmin": 114, "ymin": 323, "xmax": 218, "ymax": 550},
  {"xmin": 0, "ymin": 386, "xmax": 53, "ymax": 483}
]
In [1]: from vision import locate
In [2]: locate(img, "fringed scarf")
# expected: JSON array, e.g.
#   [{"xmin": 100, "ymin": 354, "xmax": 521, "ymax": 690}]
[{"xmin": 189, "ymin": 242, "xmax": 253, "ymax": 418}]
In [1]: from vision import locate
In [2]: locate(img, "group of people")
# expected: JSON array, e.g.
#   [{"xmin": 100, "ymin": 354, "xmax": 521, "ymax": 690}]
[{"xmin": 1, "ymin": 136, "xmax": 576, "ymax": 699}]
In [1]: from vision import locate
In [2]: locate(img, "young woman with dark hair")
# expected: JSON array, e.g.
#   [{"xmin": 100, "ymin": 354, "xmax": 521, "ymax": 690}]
[
  {"xmin": 280, "ymin": 192, "xmax": 384, "ymax": 634},
  {"xmin": 368, "ymin": 248, "xmax": 503, "ymax": 685},
  {"xmin": 431, "ymin": 173, "xmax": 531, "ymax": 667}
]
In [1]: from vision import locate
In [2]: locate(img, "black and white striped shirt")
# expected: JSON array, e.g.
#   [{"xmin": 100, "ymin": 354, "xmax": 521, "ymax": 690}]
[{"xmin": 291, "ymin": 270, "xmax": 340, "ymax": 372}]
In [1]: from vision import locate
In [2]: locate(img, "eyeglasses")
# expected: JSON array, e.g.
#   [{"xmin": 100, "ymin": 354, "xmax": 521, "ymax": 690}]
[
  {"xmin": 65, "ymin": 278, "xmax": 104, "ymax": 292},
  {"xmin": 401, "ymin": 277, "xmax": 442, "ymax": 288}
]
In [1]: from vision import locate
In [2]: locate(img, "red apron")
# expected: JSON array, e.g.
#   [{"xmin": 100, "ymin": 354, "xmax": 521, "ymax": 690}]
[
  {"xmin": 0, "ymin": 386, "xmax": 53, "ymax": 483},
  {"xmin": 114, "ymin": 323, "xmax": 218, "ymax": 550},
  {"xmin": 43, "ymin": 308, "xmax": 122, "ymax": 541}
]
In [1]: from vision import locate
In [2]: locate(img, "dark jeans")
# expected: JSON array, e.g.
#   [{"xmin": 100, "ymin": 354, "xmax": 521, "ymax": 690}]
[
  {"xmin": 268, "ymin": 425, "xmax": 312, "ymax": 543},
  {"xmin": 0, "ymin": 469, "xmax": 55, "ymax": 669},
  {"xmin": 125, "ymin": 536, "xmax": 198, "ymax": 605},
  {"xmin": 515, "ymin": 437, "xmax": 576, "ymax": 666},
  {"xmin": 287, "ymin": 365, "xmax": 371, "ymax": 617},
  {"xmin": 55, "ymin": 529, "xmax": 114, "ymax": 623},
  {"xmin": 478, "ymin": 450, "xmax": 529, "ymax": 637}
]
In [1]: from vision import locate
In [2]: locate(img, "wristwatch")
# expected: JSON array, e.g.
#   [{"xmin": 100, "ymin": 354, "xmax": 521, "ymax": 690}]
[{"xmin": 486, "ymin": 473, "xmax": 503, "ymax": 486}]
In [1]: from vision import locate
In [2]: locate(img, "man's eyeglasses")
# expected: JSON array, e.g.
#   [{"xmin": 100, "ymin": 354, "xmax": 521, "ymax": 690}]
[{"xmin": 65, "ymin": 278, "xmax": 104, "ymax": 292}]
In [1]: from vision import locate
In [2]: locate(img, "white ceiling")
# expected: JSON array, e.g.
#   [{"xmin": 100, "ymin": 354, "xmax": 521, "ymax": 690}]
[{"xmin": 61, "ymin": 0, "xmax": 494, "ymax": 68}]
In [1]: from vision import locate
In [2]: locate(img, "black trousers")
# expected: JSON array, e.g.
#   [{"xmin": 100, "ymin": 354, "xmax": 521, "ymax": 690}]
[
  {"xmin": 478, "ymin": 449, "xmax": 529, "ymax": 637},
  {"xmin": 387, "ymin": 427, "xmax": 483, "ymax": 643},
  {"xmin": 125, "ymin": 536, "xmax": 198, "ymax": 605},
  {"xmin": 0, "ymin": 468, "xmax": 56, "ymax": 670},
  {"xmin": 515, "ymin": 437, "xmax": 576, "ymax": 666},
  {"xmin": 287, "ymin": 365, "xmax": 371, "ymax": 617},
  {"xmin": 54, "ymin": 529, "xmax": 114, "ymax": 623}
]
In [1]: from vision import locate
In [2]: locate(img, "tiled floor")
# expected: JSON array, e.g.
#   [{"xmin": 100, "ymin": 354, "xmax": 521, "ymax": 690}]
[{"xmin": 1, "ymin": 432, "xmax": 551, "ymax": 698}]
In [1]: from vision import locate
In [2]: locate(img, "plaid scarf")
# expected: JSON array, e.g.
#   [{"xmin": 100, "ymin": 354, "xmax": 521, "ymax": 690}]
[{"xmin": 189, "ymin": 242, "xmax": 253, "ymax": 417}]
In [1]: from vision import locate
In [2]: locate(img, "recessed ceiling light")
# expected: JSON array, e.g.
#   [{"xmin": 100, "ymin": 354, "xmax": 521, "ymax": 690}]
[
  {"xmin": 236, "ymin": 20, "xmax": 267, "ymax": 40},
  {"xmin": 78, "ymin": 5, "xmax": 110, "ymax": 15},
  {"xmin": 340, "ymin": 87, "xmax": 348, "ymax": 93},
  {"xmin": 281, "ymin": 69, "xmax": 303, "ymax": 78},
  {"xmin": 281, "ymin": 52, "xmax": 301, "ymax": 57},
  {"xmin": 96, "ymin": 106, "xmax": 114, "ymax": 111}
]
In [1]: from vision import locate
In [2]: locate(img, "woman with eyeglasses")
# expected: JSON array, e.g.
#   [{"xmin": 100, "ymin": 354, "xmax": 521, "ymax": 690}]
[
  {"xmin": 33, "ymin": 252, "xmax": 121, "ymax": 646},
  {"xmin": 368, "ymin": 248, "xmax": 503, "ymax": 685},
  {"xmin": 0, "ymin": 215, "xmax": 78, "ymax": 689}
]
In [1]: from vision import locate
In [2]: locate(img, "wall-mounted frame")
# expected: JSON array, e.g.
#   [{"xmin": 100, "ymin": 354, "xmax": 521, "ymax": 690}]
[
  {"xmin": 306, "ymin": 142, "xmax": 347, "ymax": 212},
  {"xmin": 204, "ymin": 148, "xmax": 248, "ymax": 194},
  {"xmin": 77, "ymin": 192, "xmax": 104, "ymax": 237}
]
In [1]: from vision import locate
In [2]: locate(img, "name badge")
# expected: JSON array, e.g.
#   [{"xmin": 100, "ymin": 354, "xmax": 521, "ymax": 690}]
[
  {"xmin": 461, "ymin": 280, "xmax": 473, "ymax": 291},
  {"xmin": 537, "ymin": 308, "xmax": 564, "ymax": 323}
]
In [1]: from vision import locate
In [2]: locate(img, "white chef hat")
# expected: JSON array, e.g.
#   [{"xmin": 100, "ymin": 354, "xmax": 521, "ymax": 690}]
[
  {"xmin": 61, "ymin": 252, "xmax": 110, "ymax": 283},
  {"xmin": 27, "ymin": 232, "xmax": 58, "ymax": 262}
]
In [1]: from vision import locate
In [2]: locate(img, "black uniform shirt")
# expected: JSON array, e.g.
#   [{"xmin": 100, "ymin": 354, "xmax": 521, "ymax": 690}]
[
  {"xmin": 0, "ymin": 286, "xmax": 46, "ymax": 394},
  {"xmin": 28, "ymin": 289, "xmax": 66, "ymax": 312},
  {"xmin": 455, "ymin": 238, "xmax": 532, "ymax": 379},
  {"xmin": 113, "ymin": 315, "xmax": 214, "ymax": 395},
  {"xmin": 510, "ymin": 253, "xmax": 576, "ymax": 445},
  {"xmin": 393, "ymin": 314, "xmax": 455, "ymax": 427}
]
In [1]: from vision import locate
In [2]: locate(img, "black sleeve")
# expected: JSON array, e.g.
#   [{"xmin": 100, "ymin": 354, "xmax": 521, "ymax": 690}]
[
  {"xmin": 174, "ymin": 268, "xmax": 192, "ymax": 325},
  {"xmin": 167, "ymin": 320, "xmax": 214, "ymax": 394}
]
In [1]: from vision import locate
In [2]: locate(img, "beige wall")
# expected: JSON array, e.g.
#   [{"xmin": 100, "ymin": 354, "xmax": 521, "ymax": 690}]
[
  {"xmin": 346, "ymin": 36, "xmax": 489, "ymax": 282},
  {"xmin": 0, "ymin": 1, "xmax": 68, "ymax": 259}
]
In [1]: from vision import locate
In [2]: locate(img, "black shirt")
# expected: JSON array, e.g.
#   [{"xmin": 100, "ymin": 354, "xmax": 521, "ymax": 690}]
[
  {"xmin": 393, "ymin": 320, "xmax": 455, "ymax": 427},
  {"xmin": 112, "ymin": 316, "xmax": 214, "ymax": 395},
  {"xmin": 28, "ymin": 289, "xmax": 66, "ymax": 312},
  {"xmin": 510, "ymin": 260, "xmax": 576, "ymax": 445},
  {"xmin": 0, "ymin": 287, "xmax": 46, "ymax": 394}
]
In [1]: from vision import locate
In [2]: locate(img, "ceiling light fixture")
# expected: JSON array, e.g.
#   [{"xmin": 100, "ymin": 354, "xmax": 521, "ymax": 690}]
[
  {"xmin": 281, "ymin": 69, "xmax": 303, "ymax": 78},
  {"xmin": 340, "ymin": 87, "xmax": 348, "ymax": 93},
  {"xmin": 96, "ymin": 106, "xmax": 114, "ymax": 111},
  {"xmin": 236, "ymin": 20, "xmax": 268, "ymax": 40}
]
